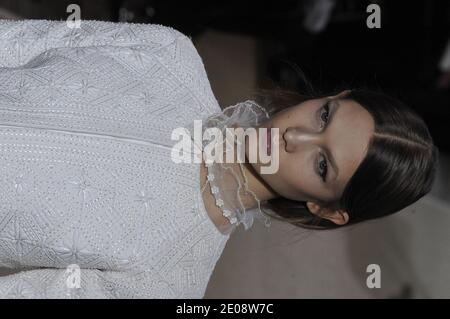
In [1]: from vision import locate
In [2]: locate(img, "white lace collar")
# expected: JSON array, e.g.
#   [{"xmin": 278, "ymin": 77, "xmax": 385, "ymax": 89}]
[{"xmin": 196, "ymin": 100, "xmax": 273, "ymax": 235}]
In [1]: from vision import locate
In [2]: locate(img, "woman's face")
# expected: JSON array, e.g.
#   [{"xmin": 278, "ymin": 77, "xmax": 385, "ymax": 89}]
[{"xmin": 246, "ymin": 91, "xmax": 375, "ymax": 207}]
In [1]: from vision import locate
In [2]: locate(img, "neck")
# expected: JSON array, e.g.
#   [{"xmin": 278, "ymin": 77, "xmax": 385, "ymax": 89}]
[
  {"xmin": 215, "ymin": 136, "xmax": 279, "ymax": 210},
  {"xmin": 234, "ymin": 161, "xmax": 278, "ymax": 209},
  {"xmin": 199, "ymin": 140, "xmax": 278, "ymax": 232}
]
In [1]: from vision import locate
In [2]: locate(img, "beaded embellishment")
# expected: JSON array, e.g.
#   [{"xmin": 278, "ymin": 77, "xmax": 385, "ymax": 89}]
[{"xmin": 205, "ymin": 161, "xmax": 239, "ymax": 225}]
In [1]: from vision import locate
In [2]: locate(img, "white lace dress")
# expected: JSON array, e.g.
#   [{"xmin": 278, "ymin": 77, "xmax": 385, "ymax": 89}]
[{"xmin": 0, "ymin": 19, "xmax": 230, "ymax": 298}]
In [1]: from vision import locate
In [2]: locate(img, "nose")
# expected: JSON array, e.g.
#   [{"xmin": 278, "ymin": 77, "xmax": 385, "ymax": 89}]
[{"xmin": 283, "ymin": 126, "xmax": 321, "ymax": 153}]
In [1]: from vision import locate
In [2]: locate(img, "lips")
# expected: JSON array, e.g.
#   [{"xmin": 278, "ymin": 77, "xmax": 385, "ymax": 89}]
[{"xmin": 267, "ymin": 127, "xmax": 272, "ymax": 156}]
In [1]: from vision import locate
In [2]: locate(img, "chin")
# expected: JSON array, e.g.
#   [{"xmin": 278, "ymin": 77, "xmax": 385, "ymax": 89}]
[{"xmin": 250, "ymin": 160, "xmax": 277, "ymax": 184}]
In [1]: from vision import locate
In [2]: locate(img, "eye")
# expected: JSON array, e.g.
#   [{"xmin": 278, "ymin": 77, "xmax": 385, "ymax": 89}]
[
  {"xmin": 318, "ymin": 101, "xmax": 331, "ymax": 129},
  {"xmin": 317, "ymin": 153, "xmax": 328, "ymax": 182}
]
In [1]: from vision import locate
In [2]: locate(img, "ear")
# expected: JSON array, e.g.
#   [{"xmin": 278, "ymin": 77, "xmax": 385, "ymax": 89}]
[
  {"xmin": 306, "ymin": 201, "xmax": 349, "ymax": 226},
  {"xmin": 328, "ymin": 89, "xmax": 352, "ymax": 100}
]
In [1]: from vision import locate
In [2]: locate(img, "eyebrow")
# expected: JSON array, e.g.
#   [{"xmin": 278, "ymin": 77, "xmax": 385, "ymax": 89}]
[{"xmin": 323, "ymin": 99, "xmax": 340, "ymax": 183}]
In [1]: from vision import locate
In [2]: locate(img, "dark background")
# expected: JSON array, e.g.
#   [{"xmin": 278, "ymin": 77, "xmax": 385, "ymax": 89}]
[{"xmin": 1, "ymin": 0, "xmax": 449, "ymax": 151}]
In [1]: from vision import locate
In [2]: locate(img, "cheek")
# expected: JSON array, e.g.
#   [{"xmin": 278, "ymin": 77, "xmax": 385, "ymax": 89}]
[
  {"xmin": 273, "ymin": 155, "xmax": 310, "ymax": 199},
  {"xmin": 280, "ymin": 151, "xmax": 326, "ymax": 201}
]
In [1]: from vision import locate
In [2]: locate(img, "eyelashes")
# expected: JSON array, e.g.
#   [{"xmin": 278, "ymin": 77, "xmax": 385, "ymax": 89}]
[
  {"xmin": 318, "ymin": 100, "xmax": 331, "ymax": 129},
  {"xmin": 318, "ymin": 153, "xmax": 328, "ymax": 182},
  {"xmin": 317, "ymin": 100, "xmax": 331, "ymax": 182}
]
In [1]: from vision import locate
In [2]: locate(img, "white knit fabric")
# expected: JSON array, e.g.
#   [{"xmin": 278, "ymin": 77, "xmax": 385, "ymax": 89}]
[{"xmin": 0, "ymin": 19, "xmax": 230, "ymax": 298}]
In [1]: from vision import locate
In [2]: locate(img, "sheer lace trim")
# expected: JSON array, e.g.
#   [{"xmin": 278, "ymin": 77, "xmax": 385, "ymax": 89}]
[{"xmin": 196, "ymin": 100, "xmax": 273, "ymax": 235}]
